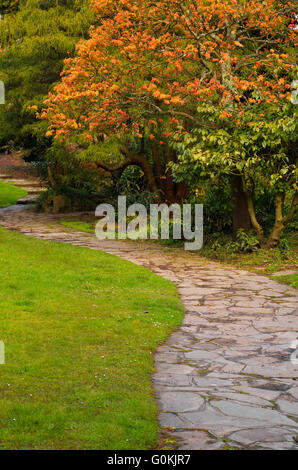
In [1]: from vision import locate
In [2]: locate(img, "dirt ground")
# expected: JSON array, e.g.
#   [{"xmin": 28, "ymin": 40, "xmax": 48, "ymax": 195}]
[{"xmin": 0, "ymin": 151, "xmax": 39, "ymax": 180}]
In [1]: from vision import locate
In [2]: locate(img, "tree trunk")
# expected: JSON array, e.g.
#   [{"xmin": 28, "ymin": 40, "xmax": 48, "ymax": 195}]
[
  {"xmin": 232, "ymin": 174, "xmax": 250, "ymax": 240},
  {"xmin": 120, "ymin": 147, "xmax": 159, "ymax": 193},
  {"xmin": 176, "ymin": 181, "xmax": 187, "ymax": 202},
  {"xmin": 265, "ymin": 192, "xmax": 298, "ymax": 248},
  {"xmin": 247, "ymin": 192, "xmax": 264, "ymax": 247},
  {"xmin": 152, "ymin": 145, "xmax": 187, "ymax": 203},
  {"xmin": 265, "ymin": 193, "xmax": 286, "ymax": 249},
  {"xmin": 96, "ymin": 145, "xmax": 188, "ymax": 203},
  {"xmin": 247, "ymin": 191, "xmax": 297, "ymax": 250}
]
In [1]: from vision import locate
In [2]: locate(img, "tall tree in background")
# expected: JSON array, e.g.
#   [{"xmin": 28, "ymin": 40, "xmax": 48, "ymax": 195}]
[
  {"xmin": 0, "ymin": 0, "xmax": 93, "ymax": 159},
  {"xmin": 43, "ymin": 0, "xmax": 297, "ymax": 218}
]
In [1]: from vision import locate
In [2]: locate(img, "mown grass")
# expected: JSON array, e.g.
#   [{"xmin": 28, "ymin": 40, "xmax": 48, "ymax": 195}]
[
  {"xmin": 0, "ymin": 181, "xmax": 27, "ymax": 207},
  {"xmin": 0, "ymin": 227, "xmax": 184, "ymax": 449}
]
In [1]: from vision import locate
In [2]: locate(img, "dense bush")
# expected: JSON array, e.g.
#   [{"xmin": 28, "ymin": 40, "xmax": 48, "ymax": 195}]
[
  {"xmin": 116, "ymin": 166, "xmax": 161, "ymax": 209},
  {"xmin": 37, "ymin": 143, "xmax": 114, "ymax": 211},
  {"xmin": 187, "ymin": 178, "xmax": 233, "ymax": 236}
]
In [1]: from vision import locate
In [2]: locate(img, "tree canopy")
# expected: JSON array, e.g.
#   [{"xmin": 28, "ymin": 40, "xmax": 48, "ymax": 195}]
[
  {"xmin": 42, "ymin": 0, "xmax": 297, "ymax": 239},
  {"xmin": 0, "ymin": 0, "xmax": 93, "ymax": 157},
  {"xmin": 44, "ymin": 0, "xmax": 297, "ymax": 139}
]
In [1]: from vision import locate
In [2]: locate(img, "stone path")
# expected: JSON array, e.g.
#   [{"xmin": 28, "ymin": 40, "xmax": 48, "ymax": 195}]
[
  {"xmin": 0, "ymin": 206, "xmax": 297, "ymax": 450},
  {"xmin": 0, "ymin": 173, "xmax": 46, "ymax": 204}
]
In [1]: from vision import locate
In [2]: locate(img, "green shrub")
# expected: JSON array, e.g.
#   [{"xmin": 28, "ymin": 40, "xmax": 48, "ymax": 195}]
[
  {"xmin": 279, "ymin": 237, "xmax": 290, "ymax": 260},
  {"xmin": 190, "ymin": 178, "xmax": 233, "ymax": 235},
  {"xmin": 220, "ymin": 230, "xmax": 258, "ymax": 254}
]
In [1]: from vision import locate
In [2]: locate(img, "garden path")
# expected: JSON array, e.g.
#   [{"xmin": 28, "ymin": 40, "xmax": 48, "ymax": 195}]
[{"xmin": 0, "ymin": 185, "xmax": 297, "ymax": 449}]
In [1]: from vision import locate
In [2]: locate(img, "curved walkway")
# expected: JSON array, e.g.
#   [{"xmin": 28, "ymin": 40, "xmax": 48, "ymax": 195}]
[{"xmin": 0, "ymin": 206, "xmax": 297, "ymax": 450}]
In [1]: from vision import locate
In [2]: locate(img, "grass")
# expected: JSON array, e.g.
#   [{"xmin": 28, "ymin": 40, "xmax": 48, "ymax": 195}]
[
  {"xmin": 60, "ymin": 219, "xmax": 149, "ymax": 239},
  {"xmin": 271, "ymin": 272, "xmax": 298, "ymax": 288},
  {"xmin": 200, "ymin": 232, "xmax": 297, "ymax": 272},
  {"xmin": 0, "ymin": 181, "xmax": 27, "ymax": 207},
  {"xmin": 201, "ymin": 236, "xmax": 297, "ymax": 270},
  {"xmin": 0, "ymin": 226, "xmax": 184, "ymax": 450},
  {"xmin": 60, "ymin": 220, "xmax": 95, "ymax": 233}
]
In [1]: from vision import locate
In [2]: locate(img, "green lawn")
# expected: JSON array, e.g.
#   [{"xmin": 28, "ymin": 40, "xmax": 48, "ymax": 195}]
[
  {"xmin": 271, "ymin": 272, "xmax": 298, "ymax": 288},
  {"xmin": 60, "ymin": 220, "xmax": 94, "ymax": 233},
  {"xmin": 0, "ymin": 181, "xmax": 27, "ymax": 207},
  {"xmin": 0, "ymin": 227, "xmax": 184, "ymax": 450}
]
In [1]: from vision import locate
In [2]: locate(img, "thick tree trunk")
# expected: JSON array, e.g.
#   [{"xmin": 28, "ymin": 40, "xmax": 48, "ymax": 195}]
[
  {"xmin": 152, "ymin": 145, "xmax": 186, "ymax": 203},
  {"xmin": 283, "ymin": 191, "xmax": 298, "ymax": 225},
  {"xmin": 137, "ymin": 158, "xmax": 158, "ymax": 194},
  {"xmin": 176, "ymin": 181, "xmax": 187, "ymax": 202},
  {"xmin": 232, "ymin": 175, "xmax": 250, "ymax": 240},
  {"xmin": 265, "ymin": 193, "xmax": 284, "ymax": 248}
]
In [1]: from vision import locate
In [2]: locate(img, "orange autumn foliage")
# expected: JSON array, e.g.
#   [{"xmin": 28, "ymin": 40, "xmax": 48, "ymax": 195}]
[{"xmin": 42, "ymin": 0, "xmax": 297, "ymax": 142}]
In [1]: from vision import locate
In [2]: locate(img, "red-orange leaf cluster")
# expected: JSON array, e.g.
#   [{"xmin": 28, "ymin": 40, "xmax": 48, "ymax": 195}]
[{"xmin": 42, "ymin": 0, "xmax": 297, "ymax": 142}]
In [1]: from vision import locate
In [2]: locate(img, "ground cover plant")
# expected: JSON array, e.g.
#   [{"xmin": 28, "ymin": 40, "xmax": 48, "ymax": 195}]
[{"xmin": 0, "ymin": 226, "xmax": 183, "ymax": 449}]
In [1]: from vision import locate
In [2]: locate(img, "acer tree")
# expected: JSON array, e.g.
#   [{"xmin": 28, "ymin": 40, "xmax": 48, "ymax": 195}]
[{"xmin": 43, "ymin": 0, "xmax": 297, "ymax": 220}]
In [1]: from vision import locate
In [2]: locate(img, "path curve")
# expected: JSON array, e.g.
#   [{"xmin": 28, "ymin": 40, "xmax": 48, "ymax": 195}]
[{"xmin": 0, "ymin": 206, "xmax": 297, "ymax": 450}]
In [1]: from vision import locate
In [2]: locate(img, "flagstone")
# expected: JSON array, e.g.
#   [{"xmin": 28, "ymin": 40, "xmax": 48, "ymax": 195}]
[
  {"xmin": 172, "ymin": 430, "xmax": 224, "ymax": 450},
  {"xmin": 184, "ymin": 350, "xmax": 220, "ymax": 361},
  {"xmin": 156, "ymin": 364, "xmax": 196, "ymax": 375},
  {"xmin": 258, "ymin": 441, "xmax": 297, "ymax": 450},
  {"xmin": 180, "ymin": 407, "xmax": 272, "ymax": 434},
  {"xmin": 289, "ymin": 387, "xmax": 298, "ymax": 399},
  {"xmin": 276, "ymin": 399, "xmax": 298, "ymax": 416},
  {"xmin": 159, "ymin": 412, "xmax": 190, "ymax": 428},
  {"xmin": 211, "ymin": 392, "xmax": 272, "ymax": 407},
  {"xmin": 212, "ymin": 400, "xmax": 296, "ymax": 426},
  {"xmin": 157, "ymin": 392, "xmax": 204, "ymax": 413},
  {"xmin": 229, "ymin": 427, "xmax": 295, "ymax": 446},
  {"xmin": 244, "ymin": 363, "xmax": 298, "ymax": 378}
]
